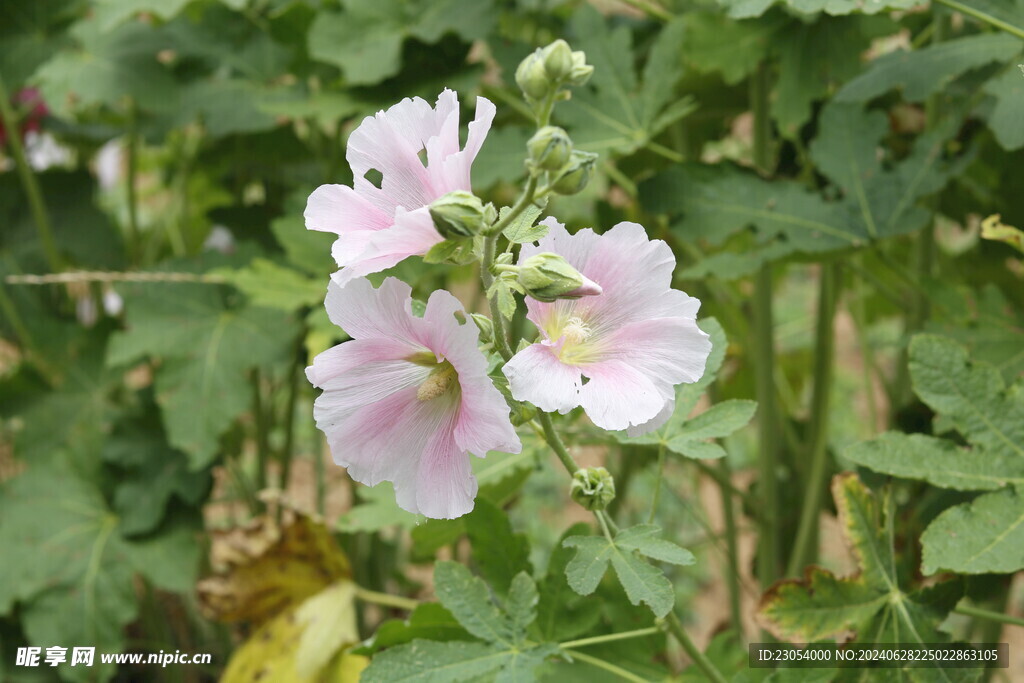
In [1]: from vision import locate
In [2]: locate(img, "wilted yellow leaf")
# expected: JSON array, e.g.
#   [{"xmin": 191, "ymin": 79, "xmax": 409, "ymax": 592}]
[{"xmin": 980, "ymin": 214, "xmax": 1024, "ymax": 254}]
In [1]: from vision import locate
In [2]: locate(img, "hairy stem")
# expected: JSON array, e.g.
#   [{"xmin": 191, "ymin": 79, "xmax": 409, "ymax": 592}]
[
  {"xmin": 560, "ymin": 627, "xmax": 662, "ymax": 649},
  {"xmin": 955, "ymin": 604, "xmax": 1024, "ymax": 629},
  {"xmin": 787, "ymin": 263, "xmax": 840, "ymax": 577},
  {"xmin": 665, "ymin": 613, "xmax": 729, "ymax": 683},
  {"xmin": 538, "ymin": 411, "xmax": 580, "ymax": 475}
]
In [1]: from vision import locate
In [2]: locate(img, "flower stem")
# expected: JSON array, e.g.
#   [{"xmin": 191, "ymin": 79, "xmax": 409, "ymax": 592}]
[
  {"xmin": 481, "ymin": 233, "xmax": 514, "ymax": 361},
  {"xmin": 125, "ymin": 97, "xmax": 142, "ymax": 265},
  {"xmin": 537, "ymin": 411, "xmax": 580, "ymax": 475},
  {"xmin": 718, "ymin": 456, "xmax": 744, "ymax": 638},
  {"xmin": 647, "ymin": 442, "xmax": 666, "ymax": 524},
  {"xmin": 354, "ymin": 586, "xmax": 419, "ymax": 612},
  {"xmin": 559, "ymin": 626, "xmax": 661, "ymax": 649},
  {"xmin": 664, "ymin": 613, "xmax": 729, "ymax": 683},
  {"xmin": 786, "ymin": 263, "xmax": 840, "ymax": 577},
  {"xmin": 955, "ymin": 604, "xmax": 1024, "ymax": 629},
  {"xmin": 564, "ymin": 650, "xmax": 649, "ymax": 683},
  {"xmin": 0, "ymin": 73, "xmax": 61, "ymax": 272}
]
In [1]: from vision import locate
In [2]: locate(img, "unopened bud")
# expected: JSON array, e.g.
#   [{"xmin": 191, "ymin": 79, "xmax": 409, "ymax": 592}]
[
  {"xmin": 429, "ymin": 190, "xmax": 487, "ymax": 239},
  {"xmin": 515, "ymin": 49, "xmax": 550, "ymax": 100},
  {"xmin": 541, "ymin": 40, "xmax": 574, "ymax": 82},
  {"xmin": 469, "ymin": 313, "xmax": 494, "ymax": 344},
  {"xmin": 518, "ymin": 252, "xmax": 602, "ymax": 302},
  {"xmin": 571, "ymin": 467, "xmax": 616, "ymax": 511},
  {"xmin": 528, "ymin": 126, "xmax": 572, "ymax": 171},
  {"xmin": 567, "ymin": 51, "xmax": 594, "ymax": 86},
  {"xmin": 551, "ymin": 150, "xmax": 598, "ymax": 195}
]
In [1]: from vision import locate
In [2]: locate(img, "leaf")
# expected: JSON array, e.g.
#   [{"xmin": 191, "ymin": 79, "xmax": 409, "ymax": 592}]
[
  {"xmin": 308, "ymin": 0, "xmax": 496, "ymax": 86},
  {"xmin": 197, "ymin": 511, "xmax": 351, "ymax": 625},
  {"xmin": 108, "ymin": 279, "xmax": 298, "ymax": 467},
  {"xmin": 0, "ymin": 462, "xmax": 200, "ymax": 682},
  {"xmin": 295, "ymin": 581, "xmax": 360, "ymax": 679},
  {"xmin": 34, "ymin": 16, "xmax": 177, "ymax": 116},
  {"xmin": 983, "ymin": 61, "xmax": 1024, "ymax": 151},
  {"xmin": 505, "ymin": 572, "xmax": 539, "ymax": 634},
  {"xmin": 337, "ymin": 483, "xmax": 419, "ymax": 533},
  {"xmin": 922, "ymin": 487, "xmax": 1024, "ymax": 575},
  {"xmin": 560, "ymin": 8, "xmax": 695, "ymax": 155},
  {"xmin": 758, "ymin": 473, "xmax": 964, "ymax": 665},
  {"xmin": 501, "ymin": 202, "xmax": 548, "ymax": 244},
  {"xmin": 980, "ymin": 213, "xmax": 1024, "ymax": 252},
  {"xmin": 433, "ymin": 561, "xmax": 517, "ymax": 645},
  {"xmin": 221, "ymin": 603, "xmax": 368, "ymax": 683},
  {"xmin": 836, "ymin": 33, "xmax": 1022, "ymax": 103},
  {"xmin": 361, "ymin": 603, "xmax": 471, "ymax": 655},
  {"xmin": 465, "ymin": 499, "xmax": 531, "ymax": 595},
  {"xmin": 536, "ymin": 523, "xmax": 602, "ymax": 641},
  {"xmin": 721, "ymin": 0, "xmax": 916, "ymax": 19},
  {"xmin": 362, "ymin": 640, "xmax": 533, "ymax": 683},
  {"xmin": 682, "ymin": 11, "xmax": 781, "ymax": 85},
  {"xmin": 213, "ymin": 258, "xmax": 325, "ymax": 311},
  {"xmin": 93, "ymin": 0, "xmax": 193, "ymax": 29},
  {"xmin": 562, "ymin": 524, "xmax": 694, "ymax": 617}
]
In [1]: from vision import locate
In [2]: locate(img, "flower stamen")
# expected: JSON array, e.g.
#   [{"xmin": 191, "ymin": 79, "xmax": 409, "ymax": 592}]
[{"xmin": 417, "ymin": 363, "xmax": 458, "ymax": 401}]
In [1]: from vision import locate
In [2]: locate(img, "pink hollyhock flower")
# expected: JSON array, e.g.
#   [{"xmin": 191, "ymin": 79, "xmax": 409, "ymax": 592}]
[
  {"xmin": 503, "ymin": 219, "xmax": 711, "ymax": 435},
  {"xmin": 306, "ymin": 277, "xmax": 520, "ymax": 519},
  {"xmin": 305, "ymin": 89, "xmax": 495, "ymax": 286}
]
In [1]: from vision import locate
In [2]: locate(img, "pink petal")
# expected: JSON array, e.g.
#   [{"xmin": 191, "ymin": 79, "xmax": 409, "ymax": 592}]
[
  {"xmin": 579, "ymin": 359, "xmax": 667, "ymax": 431},
  {"xmin": 602, "ymin": 317, "xmax": 712, "ymax": 389},
  {"xmin": 305, "ymin": 183, "xmax": 391, "ymax": 236},
  {"xmin": 504, "ymin": 343, "xmax": 583, "ymax": 415},
  {"xmin": 324, "ymin": 277, "xmax": 420, "ymax": 345},
  {"xmin": 415, "ymin": 410, "xmax": 478, "ymax": 519},
  {"xmin": 626, "ymin": 398, "xmax": 674, "ymax": 437},
  {"xmin": 332, "ymin": 206, "xmax": 443, "ymax": 287}
]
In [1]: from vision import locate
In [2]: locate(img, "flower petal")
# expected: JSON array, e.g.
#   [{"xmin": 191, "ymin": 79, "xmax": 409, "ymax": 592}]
[
  {"xmin": 332, "ymin": 207, "xmax": 443, "ymax": 286},
  {"xmin": 504, "ymin": 343, "xmax": 583, "ymax": 415},
  {"xmin": 579, "ymin": 359, "xmax": 668, "ymax": 431},
  {"xmin": 625, "ymin": 398, "xmax": 674, "ymax": 437},
  {"xmin": 602, "ymin": 316, "xmax": 712, "ymax": 390},
  {"xmin": 324, "ymin": 277, "xmax": 420, "ymax": 345},
  {"xmin": 415, "ymin": 411, "xmax": 478, "ymax": 519}
]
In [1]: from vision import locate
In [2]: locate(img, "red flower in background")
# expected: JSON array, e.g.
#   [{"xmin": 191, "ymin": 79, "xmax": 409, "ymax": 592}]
[{"xmin": 0, "ymin": 88, "xmax": 48, "ymax": 148}]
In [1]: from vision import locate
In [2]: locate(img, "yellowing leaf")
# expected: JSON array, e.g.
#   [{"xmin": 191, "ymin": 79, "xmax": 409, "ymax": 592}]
[
  {"xmin": 980, "ymin": 214, "xmax": 1024, "ymax": 254},
  {"xmin": 295, "ymin": 581, "xmax": 360, "ymax": 679},
  {"xmin": 198, "ymin": 511, "xmax": 350, "ymax": 625}
]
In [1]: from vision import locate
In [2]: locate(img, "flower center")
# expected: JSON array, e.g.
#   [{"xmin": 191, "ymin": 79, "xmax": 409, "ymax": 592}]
[
  {"xmin": 416, "ymin": 362, "xmax": 458, "ymax": 402},
  {"xmin": 562, "ymin": 316, "xmax": 592, "ymax": 345}
]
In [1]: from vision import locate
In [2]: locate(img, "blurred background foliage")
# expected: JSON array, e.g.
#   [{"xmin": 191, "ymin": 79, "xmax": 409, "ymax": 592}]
[{"xmin": 0, "ymin": 0, "xmax": 1022, "ymax": 680}]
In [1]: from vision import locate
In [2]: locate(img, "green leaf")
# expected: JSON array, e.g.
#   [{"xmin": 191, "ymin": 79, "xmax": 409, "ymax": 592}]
[
  {"xmin": 360, "ymin": 603, "xmax": 471, "ymax": 655},
  {"xmin": 337, "ymin": 483, "xmax": 419, "ymax": 533},
  {"xmin": 563, "ymin": 524, "xmax": 693, "ymax": 617},
  {"xmin": 836, "ymin": 33, "xmax": 1023, "ymax": 103},
  {"xmin": 721, "ymin": 0, "xmax": 916, "ymax": 19},
  {"xmin": 536, "ymin": 523, "xmax": 602, "ymax": 641},
  {"xmin": 93, "ymin": 0, "xmax": 193, "ymax": 29},
  {"xmin": 465, "ymin": 499, "xmax": 531, "ymax": 595},
  {"xmin": 34, "ymin": 17, "xmax": 177, "ymax": 116},
  {"xmin": 308, "ymin": 0, "xmax": 496, "ymax": 86},
  {"xmin": 983, "ymin": 64, "xmax": 1024, "ymax": 151},
  {"xmin": 759, "ymin": 474, "xmax": 964, "ymax": 665},
  {"xmin": 432, "ymin": 562, "xmax": 517, "ymax": 645},
  {"xmin": 847, "ymin": 432, "xmax": 1024, "ymax": 491},
  {"xmin": 921, "ymin": 487, "xmax": 1024, "ymax": 575},
  {"xmin": 501, "ymin": 202, "xmax": 548, "ymax": 244},
  {"xmin": 213, "ymin": 258, "xmax": 325, "ymax": 311},
  {"xmin": 362, "ymin": 640, "xmax": 510, "ymax": 683},
  {"xmin": 682, "ymin": 12, "xmax": 781, "ymax": 85},
  {"xmin": 505, "ymin": 572, "xmax": 539, "ymax": 634},
  {"xmin": 560, "ymin": 8, "xmax": 695, "ymax": 155},
  {"xmin": 108, "ymin": 280, "xmax": 298, "ymax": 467}
]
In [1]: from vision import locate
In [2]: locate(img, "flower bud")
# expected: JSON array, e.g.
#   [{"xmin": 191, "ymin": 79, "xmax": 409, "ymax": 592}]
[
  {"xmin": 469, "ymin": 313, "xmax": 494, "ymax": 344},
  {"xmin": 429, "ymin": 190, "xmax": 488, "ymax": 239},
  {"xmin": 527, "ymin": 126, "xmax": 572, "ymax": 171},
  {"xmin": 515, "ymin": 49, "xmax": 550, "ymax": 100},
  {"xmin": 541, "ymin": 40, "xmax": 574, "ymax": 82},
  {"xmin": 550, "ymin": 150, "xmax": 598, "ymax": 195},
  {"xmin": 517, "ymin": 252, "xmax": 602, "ymax": 302},
  {"xmin": 568, "ymin": 51, "xmax": 594, "ymax": 86},
  {"xmin": 570, "ymin": 467, "xmax": 616, "ymax": 511}
]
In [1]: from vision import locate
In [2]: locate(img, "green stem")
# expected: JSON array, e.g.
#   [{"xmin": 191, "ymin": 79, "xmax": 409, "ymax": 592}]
[
  {"xmin": 692, "ymin": 459, "xmax": 759, "ymax": 516},
  {"xmin": 277, "ymin": 338, "xmax": 304, "ymax": 501},
  {"xmin": 251, "ymin": 370, "xmax": 270, "ymax": 502},
  {"xmin": 718, "ymin": 456, "xmax": 744, "ymax": 638},
  {"xmin": 954, "ymin": 605, "xmax": 1024, "ymax": 629},
  {"xmin": 932, "ymin": 0, "xmax": 1024, "ymax": 39},
  {"xmin": 481, "ymin": 233, "xmax": 514, "ymax": 361},
  {"xmin": 564, "ymin": 650, "xmax": 649, "ymax": 683},
  {"xmin": 647, "ymin": 442, "xmax": 666, "ymax": 524},
  {"xmin": 0, "ymin": 74, "xmax": 61, "ymax": 271},
  {"xmin": 538, "ymin": 411, "xmax": 580, "ymax": 475},
  {"xmin": 314, "ymin": 424, "xmax": 326, "ymax": 517},
  {"xmin": 354, "ymin": 586, "xmax": 419, "ymax": 612},
  {"xmin": 665, "ymin": 613, "xmax": 729, "ymax": 683},
  {"xmin": 0, "ymin": 282, "xmax": 33, "ymax": 350},
  {"xmin": 560, "ymin": 627, "xmax": 661, "ymax": 649},
  {"xmin": 125, "ymin": 97, "xmax": 141, "ymax": 265},
  {"xmin": 786, "ymin": 263, "xmax": 840, "ymax": 577}
]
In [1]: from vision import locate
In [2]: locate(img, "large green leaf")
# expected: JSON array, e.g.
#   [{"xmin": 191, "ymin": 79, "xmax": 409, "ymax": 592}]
[
  {"xmin": 836, "ymin": 33, "xmax": 1022, "ymax": 103},
  {"xmin": 0, "ymin": 463, "xmax": 200, "ymax": 682},
  {"xmin": 465, "ymin": 499, "xmax": 531, "ymax": 596},
  {"xmin": 559, "ymin": 8, "xmax": 695, "ymax": 156},
  {"xmin": 107, "ymin": 280, "xmax": 298, "ymax": 467},
  {"xmin": 983, "ymin": 63, "xmax": 1024, "ymax": 150},
  {"xmin": 849, "ymin": 335, "xmax": 1024, "ymax": 575},
  {"xmin": 535, "ymin": 523, "xmax": 602, "ymax": 642},
  {"xmin": 720, "ymin": 0, "xmax": 916, "ymax": 19},
  {"xmin": 562, "ymin": 524, "xmax": 694, "ymax": 618},
  {"xmin": 362, "ymin": 562, "xmax": 558, "ymax": 682},
  {"xmin": 759, "ymin": 474, "xmax": 964, "ymax": 676},
  {"xmin": 308, "ymin": 0, "xmax": 496, "ymax": 86}
]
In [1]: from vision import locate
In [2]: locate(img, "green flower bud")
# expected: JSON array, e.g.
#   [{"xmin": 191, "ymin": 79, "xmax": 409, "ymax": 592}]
[
  {"xmin": 570, "ymin": 467, "xmax": 616, "ymax": 511},
  {"xmin": 551, "ymin": 150, "xmax": 598, "ymax": 195},
  {"xmin": 541, "ymin": 40, "xmax": 574, "ymax": 82},
  {"xmin": 527, "ymin": 126, "xmax": 572, "ymax": 171},
  {"xmin": 510, "ymin": 400, "xmax": 537, "ymax": 427},
  {"xmin": 515, "ymin": 49, "xmax": 550, "ymax": 100},
  {"xmin": 517, "ymin": 252, "xmax": 602, "ymax": 303},
  {"xmin": 469, "ymin": 313, "xmax": 494, "ymax": 345},
  {"xmin": 568, "ymin": 51, "xmax": 594, "ymax": 86},
  {"xmin": 429, "ymin": 190, "xmax": 487, "ymax": 239}
]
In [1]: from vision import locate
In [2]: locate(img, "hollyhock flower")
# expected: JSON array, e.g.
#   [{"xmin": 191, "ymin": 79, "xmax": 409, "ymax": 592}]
[
  {"xmin": 304, "ymin": 89, "xmax": 495, "ymax": 286},
  {"xmin": 503, "ymin": 219, "xmax": 711, "ymax": 435},
  {"xmin": 306, "ymin": 277, "xmax": 521, "ymax": 519}
]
